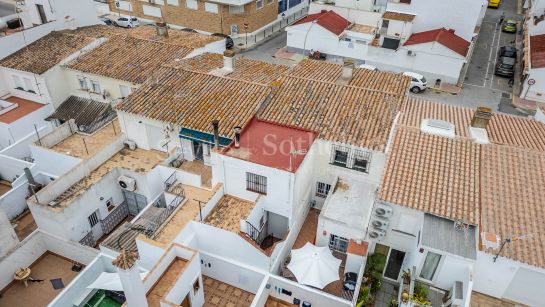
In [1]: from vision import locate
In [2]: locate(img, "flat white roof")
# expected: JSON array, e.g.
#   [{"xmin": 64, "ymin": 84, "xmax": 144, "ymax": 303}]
[{"xmin": 321, "ymin": 177, "xmax": 375, "ymax": 230}]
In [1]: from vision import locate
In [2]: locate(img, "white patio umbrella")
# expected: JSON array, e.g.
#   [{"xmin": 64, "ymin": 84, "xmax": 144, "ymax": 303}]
[{"xmin": 287, "ymin": 242, "xmax": 342, "ymax": 289}]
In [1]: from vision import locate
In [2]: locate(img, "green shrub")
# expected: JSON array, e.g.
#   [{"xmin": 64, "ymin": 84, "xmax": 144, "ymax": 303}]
[
  {"xmin": 414, "ymin": 282, "xmax": 428, "ymax": 300},
  {"xmin": 356, "ymin": 286, "xmax": 371, "ymax": 307}
]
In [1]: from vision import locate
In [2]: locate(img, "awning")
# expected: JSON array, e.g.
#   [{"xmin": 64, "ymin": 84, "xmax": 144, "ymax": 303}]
[
  {"xmin": 179, "ymin": 127, "xmax": 231, "ymax": 147},
  {"xmin": 87, "ymin": 272, "xmax": 147, "ymax": 291}
]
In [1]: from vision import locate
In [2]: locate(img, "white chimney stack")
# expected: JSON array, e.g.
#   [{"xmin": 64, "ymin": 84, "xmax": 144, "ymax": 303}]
[
  {"xmin": 112, "ymin": 250, "xmax": 148, "ymax": 307},
  {"xmin": 223, "ymin": 50, "xmax": 235, "ymax": 72}
]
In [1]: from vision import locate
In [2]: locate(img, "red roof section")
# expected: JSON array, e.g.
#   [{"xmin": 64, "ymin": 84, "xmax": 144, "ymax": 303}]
[
  {"xmin": 0, "ymin": 96, "xmax": 45, "ymax": 124},
  {"xmin": 223, "ymin": 117, "xmax": 317, "ymax": 172},
  {"xmin": 530, "ymin": 34, "xmax": 545, "ymax": 68},
  {"xmin": 294, "ymin": 10, "xmax": 351, "ymax": 36},
  {"xmin": 404, "ymin": 28, "xmax": 470, "ymax": 57}
]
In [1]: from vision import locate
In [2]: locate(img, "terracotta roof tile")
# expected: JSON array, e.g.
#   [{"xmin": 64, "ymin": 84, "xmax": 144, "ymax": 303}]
[
  {"xmin": 379, "ymin": 127, "xmax": 480, "ymax": 224},
  {"xmin": 382, "ymin": 11, "xmax": 416, "ymax": 22},
  {"xmin": 0, "ymin": 32, "xmax": 95, "ymax": 74},
  {"xmin": 168, "ymin": 53, "xmax": 289, "ymax": 84},
  {"xmin": 294, "ymin": 10, "xmax": 351, "ymax": 35},
  {"xmin": 530, "ymin": 34, "xmax": 545, "ymax": 69},
  {"xmin": 128, "ymin": 26, "xmax": 222, "ymax": 49},
  {"xmin": 115, "ymin": 66, "xmax": 271, "ymax": 138},
  {"xmin": 66, "ymin": 36, "xmax": 192, "ymax": 84},
  {"xmin": 404, "ymin": 28, "xmax": 470, "ymax": 57},
  {"xmin": 259, "ymin": 60, "xmax": 410, "ymax": 150}
]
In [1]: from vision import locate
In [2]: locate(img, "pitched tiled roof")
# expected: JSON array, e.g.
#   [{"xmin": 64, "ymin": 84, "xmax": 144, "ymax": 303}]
[
  {"xmin": 480, "ymin": 145, "xmax": 545, "ymax": 269},
  {"xmin": 294, "ymin": 10, "xmax": 351, "ymax": 35},
  {"xmin": 65, "ymin": 36, "xmax": 192, "ymax": 84},
  {"xmin": 169, "ymin": 53, "xmax": 289, "ymax": 84},
  {"xmin": 530, "ymin": 34, "xmax": 545, "ymax": 69},
  {"xmin": 402, "ymin": 98, "xmax": 545, "ymax": 151},
  {"xmin": 115, "ymin": 66, "xmax": 270, "ymax": 138},
  {"xmin": 380, "ymin": 98, "xmax": 545, "ymax": 268},
  {"xmin": 379, "ymin": 127, "xmax": 481, "ymax": 224},
  {"xmin": 382, "ymin": 11, "xmax": 416, "ymax": 22},
  {"xmin": 404, "ymin": 28, "xmax": 470, "ymax": 57},
  {"xmin": 60, "ymin": 25, "xmax": 128, "ymax": 39},
  {"xmin": 0, "ymin": 32, "xmax": 95, "ymax": 74},
  {"xmin": 259, "ymin": 60, "xmax": 410, "ymax": 150},
  {"xmin": 129, "ymin": 26, "xmax": 222, "ymax": 49}
]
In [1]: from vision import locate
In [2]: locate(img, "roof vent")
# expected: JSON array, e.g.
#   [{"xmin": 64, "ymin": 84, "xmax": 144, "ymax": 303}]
[
  {"xmin": 471, "ymin": 106, "xmax": 492, "ymax": 129},
  {"xmin": 469, "ymin": 126, "xmax": 489, "ymax": 144},
  {"xmin": 481, "ymin": 232, "xmax": 500, "ymax": 250},
  {"xmin": 337, "ymin": 59, "xmax": 354, "ymax": 85},
  {"xmin": 420, "ymin": 119, "xmax": 455, "ymax": 138},
  {"xmin": 210, "ymin": 50, "xmax": 235, "ymax": 77},
  {"xmin": 156, "ymin": 22, "xmax": 169, "ymax": 38}
]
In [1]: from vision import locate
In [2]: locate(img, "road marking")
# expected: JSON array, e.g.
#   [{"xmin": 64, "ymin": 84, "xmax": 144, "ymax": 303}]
[
  {"xmin": 489, "ymin": 29, "xmax": 501, "ymax": 88},
  {"xmin": 463, "ymin": 83, "xmax": 486, "ymax": 88},
  {"xmin": 485, "ymin": 26, "xmax": 498, "ymax": 88}
]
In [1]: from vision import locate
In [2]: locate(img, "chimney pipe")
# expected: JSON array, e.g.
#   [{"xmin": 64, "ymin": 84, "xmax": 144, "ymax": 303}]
[
  {"xmin": 223, "ymin": 49, "xmax": 235, "ymax": 72},
  {"xmin": 212, "ymin": 120, "xmax": 219, "ymax": 148},
  {"xmin": 24, "ymin": 167, "xmax": 36, "ymax": 187},
  {"xmin": 471, "ymin": 106, "xmax": 492, "ymax": 129},
  {"xmin": 338, "ymin": 59, "xmax": 355, "ymax": 84},
  {"xmin": 233, "ymin": 126, "xmax": 241, "ymax": 148},
  {"xmin": 156, "ymin": 22, "xmax": 169, "ymax": 37}
]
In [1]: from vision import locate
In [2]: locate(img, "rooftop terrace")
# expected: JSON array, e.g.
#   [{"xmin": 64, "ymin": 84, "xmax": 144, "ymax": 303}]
[
  {"xmin": 0, "ymin": 252, "xmax": 82, "ymax": 307},
  {"xmin": 47, "ymin": 119, "xmax": 120, "ymax": 159},
  {"xmin": 48, "ymin": 148, "xmax": 165, "ymax": 209},
  {"xmin": 203, "ymin": 276, "xmax": 255, "ymax": 306},
  {"xmin": 204, "ymin": 195, "xmax": 256, "ymax": 233}
]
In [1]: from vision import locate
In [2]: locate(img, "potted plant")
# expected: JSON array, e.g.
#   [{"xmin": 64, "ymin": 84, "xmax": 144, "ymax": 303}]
[{"xmin": 402, "ymin": 269, "xmax": 411, "ymax": 285}]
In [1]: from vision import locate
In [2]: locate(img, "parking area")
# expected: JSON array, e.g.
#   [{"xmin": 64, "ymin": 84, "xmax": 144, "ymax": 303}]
[{"xmin": 416, "ymin": 0, "xmax": 526, "ymax": 115}]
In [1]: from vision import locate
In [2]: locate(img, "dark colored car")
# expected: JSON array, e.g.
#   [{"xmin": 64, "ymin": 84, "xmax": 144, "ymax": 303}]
[
  {"xmin": 212, "ymin": 33, "xmax": 234, "ymax": 49},
  {"xmin": 498, "ymin": 46, "xmax": 517, "ymax": 59},
  {"xmin": 495, "ymin": 56, "xmax": 515, "ymax": 77}
]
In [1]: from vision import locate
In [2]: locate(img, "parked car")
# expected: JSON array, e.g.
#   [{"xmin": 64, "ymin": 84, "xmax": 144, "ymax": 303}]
[
  {"xmin": 498, "ymin": 46, "xmax": 517, "ymax": 59},
  {"xmin": 495, "ymin": 57, "xmax": 515, "ymax": 77},
  {"xmin": 488, "ymin": 0, "xmax": 500, "ymax": 8},
  {"xmin": 403, "ymin": 72, "xmax": 427, "ymax": 93},
  {"xmin": 502, "ymin": 19, "xmax": 517, "ymax": 33},
  {"xmin": 115, "ymin": 17, "xmax": 139, "ymax": 28},
  {"xmin": 358, "ymin": 64, "xmax": 378, "ymax": 71},
  {"xmin": 100, "ymin": 17, "xmax": 114, "ymax": 26}
]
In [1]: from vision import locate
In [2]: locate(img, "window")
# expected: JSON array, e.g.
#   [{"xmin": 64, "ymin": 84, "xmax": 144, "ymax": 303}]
[
  {"xmin": 332, "ymin": 149, "xmax": 348, "ymax": 166},
  {"xmin": 256, "ymin": 0, "xmax": 263, "ymax": 9},
  {"xmin": 88, "ymin": 211, "xmax": 99, "ymax": 227},
  {"xmin": 167, "ymin": 0, "xmax": 179, "ymax": 5},
  {"xmin": 12, "ymin": 75, "xmax": 24, "ymax": 90},
  {"xmin": 419, "ymin": 251, "xmax": 441, "ymax": 281},
  {"xmin": 316, "ymin": 182, "xmax": 331, "ymax": 198},
  {"xmin": 119, "ymin": 85, "xmax": 130, "ymax": 98},
  {"xmin": 205, "ymin": 2, "xmax": 218, "ymax": 13},
  {"xmin": 91, "ymin": 80, "xmax": 101, "ymax": 93},
  {"xmin": 381, "ymin": 19, "xmax": 389, "ymax": 28},
  {"xmin": 78, "ymin": 78, "xmax": 88, "ymax": 90},
  {"xmin": 353, "ymin": 150, "xmax": 370, "ymax": 173},
  {"xmin": 192, "ymin": 278, "xmax": 200, "ymax": 293},
  {"xmin": 246, "ymin": 172, "xmax": 267, "ymax": 194},
  {"xmin": 229, "ymin": 5, "xmax": 244, "ymax": 14},
  {"xmin": 185, "ymin": 0, "xmax": 198, "ymax": 10},
  {"xmin": 106, "ymin": 199, "xmax": 115, "ymax": 212},
  {"xmin": 328, "ymin": 234, "xmax": 348, "ymax": 253}
]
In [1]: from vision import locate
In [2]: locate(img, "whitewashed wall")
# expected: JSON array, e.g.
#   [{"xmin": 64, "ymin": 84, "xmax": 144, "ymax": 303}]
[{"xmin": 0, "ymin": 210, "xmax": 18, "ymax": 257}]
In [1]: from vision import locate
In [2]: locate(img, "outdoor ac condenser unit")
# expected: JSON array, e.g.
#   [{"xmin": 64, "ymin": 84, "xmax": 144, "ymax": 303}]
[{"xmin": 118, "ymin": 175, "xmax": 136, "ymax": 191}]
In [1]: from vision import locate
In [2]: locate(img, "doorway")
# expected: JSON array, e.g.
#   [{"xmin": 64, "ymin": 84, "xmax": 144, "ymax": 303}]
[
  {"xmin": 384, "ymin": 249, "xmax": 406, "ymax": 281},
  {"xmin": 88, "ymin": 210, "xmax": 102, "ymax": 241},
  {"xmin": 192, "ymin": 141, "xmax": 203, "ymax": 161},
  {"xmin": 36, "ymin": 4, "xmax": 47, "ymax": 24}
]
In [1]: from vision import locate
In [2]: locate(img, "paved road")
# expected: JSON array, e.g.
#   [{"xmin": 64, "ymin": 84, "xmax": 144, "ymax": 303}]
[
  {"xmin": 415, "ymin": 0, "xmax": 525, "ymax": 115},
  {"xmin": 235, "ymin": 31, "xmax": 298, "ymax": 67},
  {"xmin": 0, "ymin": 2, "xmax": 15, "ymax": 18}
]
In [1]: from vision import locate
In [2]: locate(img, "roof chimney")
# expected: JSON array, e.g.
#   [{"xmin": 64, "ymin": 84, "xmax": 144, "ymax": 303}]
[
  {"xmin": 471, "ymin": 106, "xmax": 492, "ymax": 129},
  {"xmin": 223, "ymin": 49, "xmax": 235, "ymax": 72},
  {"xmin": 156, "ymin": 21, "xmax": 169, "ymax": 38},
  {"xmin": 212, "ymin": 120, "xmax": 219, "ymax": 149},
  {"xmin": 233, "ymin": 126, "xmax": 241, "ymax": 148},
  {"xmin": 337, "ymin": 59, "xmax": 355, "ymax": 85}
]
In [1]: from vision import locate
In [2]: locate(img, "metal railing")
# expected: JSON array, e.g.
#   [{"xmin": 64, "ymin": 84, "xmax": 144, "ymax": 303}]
[
  {"xmin": 147, "ymin": 187, "xmax": 185, "ymax": 239},
  {"xmin": 79, "ymin": 231, "xmax": 96, "ymax": 248},
  {"xmin": 164, "ymin": 171, "xmax": 176, "ymax": 191},
  {"xmin": 234, "ymin": 7, "xmax": 308, "ymax": 48},
  {"xmin": 100, "ymin": 202, "xmax": 129, "ymax": 235},
  {"xmin": 245, "ymin": 216, "xmax": 267, "ymax": 246}
]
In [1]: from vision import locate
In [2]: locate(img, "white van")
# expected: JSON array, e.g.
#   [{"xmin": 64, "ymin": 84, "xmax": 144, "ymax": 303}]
[{"xmin": 403, "ymin": 72, "xmax": 427, "ymax": 93}]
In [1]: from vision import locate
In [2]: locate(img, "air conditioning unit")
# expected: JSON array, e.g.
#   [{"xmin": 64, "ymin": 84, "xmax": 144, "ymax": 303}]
[
  {"xmin": 374, "ymin": 205, "xmax": 393, "ymax": 217},
  {"xmin": 371, "ymin": 219, "xmax": 389, "ymax": 231},
  {"xmin": 368, "ymin": 229, "xmax": 386, "ymax": 240},
  {"xmin": 118, "ymin": 175, "xmax": 136, "ymax": 191}
]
